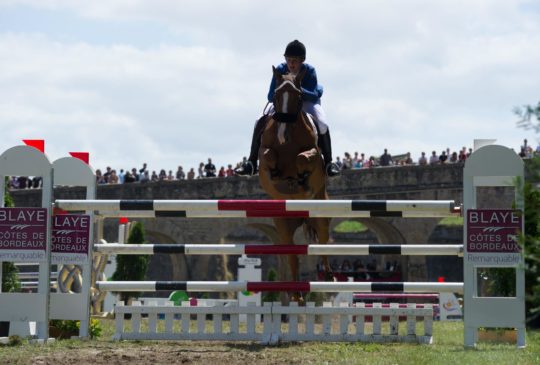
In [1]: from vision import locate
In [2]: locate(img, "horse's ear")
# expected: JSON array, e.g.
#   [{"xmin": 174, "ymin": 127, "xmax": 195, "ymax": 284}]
[
  {"xmin": 272, "ymin": 66, "xmax": 282, "ymax": 82},
  {"xmin": 295, "ymin": 67, "xmax": 307, "ymax": 85}
]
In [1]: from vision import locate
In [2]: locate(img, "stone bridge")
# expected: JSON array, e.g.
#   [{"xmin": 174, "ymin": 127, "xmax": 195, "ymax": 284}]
[{"xmin": 11, "ymin": 163, "xmax": 469, "ymax": 285}]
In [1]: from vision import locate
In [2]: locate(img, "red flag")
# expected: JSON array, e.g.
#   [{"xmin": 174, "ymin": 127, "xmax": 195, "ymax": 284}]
[
  {"xmin": 22, "ymin": 139, "xmax": 45, "ymax": 153},
  {"xmin": 69, "ymin": 152, "xmax": 90, "ymax": 165}
]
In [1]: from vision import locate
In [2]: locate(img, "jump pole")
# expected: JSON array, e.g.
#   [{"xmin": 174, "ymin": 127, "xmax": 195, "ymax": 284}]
[
  {"xmin": 55, "ymin": 199, "xmax": 459, "ymax": 218},
  {"xmin": 94, "ymin": 243, "xmax": 463, "ymax": 256},
  {"xmin": 96, "ymin": 280, "xmax": 464, "ymax": 294}
]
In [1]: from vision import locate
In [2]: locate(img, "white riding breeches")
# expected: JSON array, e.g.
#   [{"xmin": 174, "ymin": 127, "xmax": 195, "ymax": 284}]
[{"xmin": 263, "ymin": 101, "xmax": 329, "ymax": 135}]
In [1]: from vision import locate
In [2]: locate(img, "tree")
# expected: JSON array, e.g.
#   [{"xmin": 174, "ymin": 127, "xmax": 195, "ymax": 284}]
[
  {"xmin": 515, "ymin": 102, "xmax": 540, "ymax": 133},
  {"xmin": 111, "ymin": 222, "xmax": 149, "ymax": 304},
  {"xmin": 515, "ymin": 103, "xmax": 540, "ymax": 327}
]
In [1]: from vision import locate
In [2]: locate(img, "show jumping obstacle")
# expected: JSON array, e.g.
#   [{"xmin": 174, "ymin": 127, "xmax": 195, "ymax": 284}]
[{"xmin": 0, "ymin": 140, "xmax": 526, "ymax": 347}]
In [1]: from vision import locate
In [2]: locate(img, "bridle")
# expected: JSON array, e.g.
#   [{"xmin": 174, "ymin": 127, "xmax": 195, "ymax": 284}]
[{"xmin": 273, "ymin": 79, "xmax": 303, "ymax": 124}]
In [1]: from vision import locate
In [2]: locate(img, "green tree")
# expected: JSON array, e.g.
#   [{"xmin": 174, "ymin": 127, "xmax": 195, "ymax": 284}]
[
  {"xmin": 111, "ymin": 222, "xmax": 149, "ymax": 304},
  {"xmin": 515, "ymin": 103, "xmax": 540, "ymax": 327},
  {"xmin": 522, "ymin": 181, "xmax": 540, "ymax": 327},
  {"xmin": 2, "ymin": 177, "xmax": 20, "ymax": 292},
  {"xmin": 515, "ymin": 102, "xmax": 540, "ymax": 133}
]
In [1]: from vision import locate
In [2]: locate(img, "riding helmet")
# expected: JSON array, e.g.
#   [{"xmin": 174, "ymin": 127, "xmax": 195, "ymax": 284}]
[{"xmin": 284, "ymin": 40, "xmax": 306, "ymax": 60}]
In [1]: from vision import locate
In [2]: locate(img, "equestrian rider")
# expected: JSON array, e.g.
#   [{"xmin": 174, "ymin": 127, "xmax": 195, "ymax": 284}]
[{"xmin": 235, "ymin": 40, "xmax": 341, "ymax": 177}]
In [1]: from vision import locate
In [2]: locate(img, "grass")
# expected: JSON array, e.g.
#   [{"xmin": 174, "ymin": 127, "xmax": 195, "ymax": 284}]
[
  {"xmin": 438, "ymin": 216, "xmax": 464, "ymax": 226},
  {"xmin": 333, "ymin": 220, "xmax": 368, "ymax": 233},
  {"xmin": 1, "ymin": 320, "xmax": 539, "ymax": 365}
]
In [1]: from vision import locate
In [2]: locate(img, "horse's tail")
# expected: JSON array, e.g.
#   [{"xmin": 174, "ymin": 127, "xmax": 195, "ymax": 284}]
[{"xmin": 302, "ymin": 221, "xmax": 319, "ymax": 243}]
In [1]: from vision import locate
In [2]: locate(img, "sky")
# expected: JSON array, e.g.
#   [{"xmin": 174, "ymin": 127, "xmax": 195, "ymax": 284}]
[{"xmin": 1, "ymin": 0, "xmax": 539, "ymax": 174}]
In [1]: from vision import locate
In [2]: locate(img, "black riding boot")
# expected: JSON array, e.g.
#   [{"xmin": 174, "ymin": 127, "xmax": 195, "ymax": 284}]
[
  {"xmin": 235, "ymin": 115, "xmax": 268, "ymax": 176},
  {"xmin": 318, "ymin": 130, "xmax": 340, "ymax": 177}
]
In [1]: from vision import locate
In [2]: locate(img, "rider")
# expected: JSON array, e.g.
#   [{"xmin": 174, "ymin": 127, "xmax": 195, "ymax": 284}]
[{"xmin": 235, "ymin": 40, "xmax": 341, "ymax": 177}]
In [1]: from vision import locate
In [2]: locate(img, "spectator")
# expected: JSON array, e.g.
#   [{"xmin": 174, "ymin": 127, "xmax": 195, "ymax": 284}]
[
  {"xmin": 204, "ymin": 158, "xmax": 216, "ymax": 177},
  {"xmin": 418, "ymin": 152, "xmax": 427, "ymax": 165},
  {"xmin": 17, "ymin": 176, "xmax": 28, "ymax": 189},
  {"xmin": 334, "ymin": 156, "xmax": 343, "ymax": 170},
  {"xmin": 31, "ymin": 176, "xmax": 41, "ymax": 189},
  {"xmin": 218, "ymin": 166, "xmax": 226, "ymax": 177},
  {"xmin": 118, "ymin": 169, "xmax": 125, "ymax": 184},
  {"xmin": 109, "ymin": 170, "xmax": 119, "ymax": 184},
  {"xmin": 151, "ymin": 171, "xmax": 159, "ymax": 182},
  {"xmin": 429, "ymin": 151, "xmax": 439, "ymax": 165},
  {"xmin": 176, "ymin": 166, "xmax": 185, "ymax": 180},
  {"xmin": 167, "ymin": 170, "xmax": 174, "ymax": 180},
  {"xmin": 158, "ymin": 169, "xmax": 167, "ymax": 181},
  {"xmin": 342, "ymin": 152, "xmax": 353, "ymax": 170},
  {"xmin": 379, "ymin": 148, "xmax": 393, "ymax": 166},
  {"xmin": 103, "ymin": 166, "xmax": 112, "ymax": 183},
  {"xmin": 139, "ymin": 163, "xmax": 148, "ymax": 175},
  {"xmin": 352, "ymin": 152, "xmax": 361, "ymax": 169},
  {"xmin": 96, "ymin": 169, "xmax": 106, "ymax": 184},
  {"xmin": 449, "ymin": 151, "xmax": 458, "ymax": 163},
  {"xmin": 197, "ymin": 162, "xmax": 205, "ymax": 179},
  {"xmin": 439, "ymin": 151, "xmax": 448, "ymax": 164},
  {"xmin": 9, "ymin": 176, "xmax": 19, "ymax": 189},
  {"xmin": 187, "ymin": 168, "xmax": 195, "ymax": 180},
  {"xmin": 131, "ymin": 168, "xmax": 139, "ymax": 182},
  {"xmin": 341, "ymin": 260, "xmax": 352, "ymax": 272},
  {"xmin": 366, "ymin": 156, "xmax": 377, "ymax": 168},
  {"xmin": 124, "ymin": 171, "xmax": 136, "ymax": 183},
  {"xmin": 226, "ymin": 164, "xmax": 235, "ymax": 177},
  {"xmin": 140, "ymin": 171, "xmax": 150, "ymax": 183},
  {"xmin": 458, "ymin": 147, "xmax": 467, "ymax": 162},
  {"xmin": 403, "ymin": 152, "xmax": 413, "ymax": 165},
  {"xmin": 521, "ymin": 139, "xmax": 529, "ymax": 154}
]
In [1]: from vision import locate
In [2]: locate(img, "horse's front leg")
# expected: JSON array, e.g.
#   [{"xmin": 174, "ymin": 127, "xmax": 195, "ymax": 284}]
[
  {"xmin": 313, "ymin": 218, "xmax": 334, "ymax": 281},
  {"xmin": 273, "ymin": 218, "xmax": 304, "ymax": 304}
]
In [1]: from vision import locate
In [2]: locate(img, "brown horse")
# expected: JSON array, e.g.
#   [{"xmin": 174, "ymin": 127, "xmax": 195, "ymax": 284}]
[{"xmin": 258, "ymin": 66, "xmax": 332, "ymax": 301}]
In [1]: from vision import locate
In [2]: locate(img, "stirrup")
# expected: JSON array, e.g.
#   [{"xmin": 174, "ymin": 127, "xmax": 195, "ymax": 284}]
[
  {"xmin": 234, "ymin": 161, "xmax": 256, "ymax": 176},
  {"xmin": 325, "ymin": 162, "xmax": 340, "ymax": 177}
]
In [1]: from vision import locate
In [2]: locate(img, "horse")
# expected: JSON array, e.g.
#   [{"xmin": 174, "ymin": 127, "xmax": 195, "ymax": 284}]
[{"xmin": 258, "ymin": 66, "xmax": 332, "ymax": 302}]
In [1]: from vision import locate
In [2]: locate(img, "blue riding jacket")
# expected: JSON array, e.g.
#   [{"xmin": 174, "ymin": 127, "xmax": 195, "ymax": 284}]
[{"xmin": 267, "ymin": 63, "xmax": 324, "ymax": 104}]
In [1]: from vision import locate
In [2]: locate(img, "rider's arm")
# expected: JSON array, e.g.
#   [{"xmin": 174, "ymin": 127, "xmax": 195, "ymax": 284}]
[
  {"xmin": 267, "ymin": 74, "xmax": 276, "ymax": 102},
  {"xmin": 301, "ymin": 65, "xmax": 323, "ymax": 103}
]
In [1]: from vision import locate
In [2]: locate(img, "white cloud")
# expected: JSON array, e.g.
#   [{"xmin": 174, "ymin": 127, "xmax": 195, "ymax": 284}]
[{"xmin": 0, "ymin": 0, "xmax": 539, "ymax": 172}]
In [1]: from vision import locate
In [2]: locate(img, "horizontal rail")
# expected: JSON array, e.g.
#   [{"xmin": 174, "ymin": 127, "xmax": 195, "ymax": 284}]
[
  {"xmin": 96, "ymin": 281, "xmax": 464, "ymax": 294},
  {"xmin": 55, "ymin": 199, "xmax": 460, "ymax": 218},
  {"xmin": 94, "ymin": 243, "xmax": 464, "ymax": 256}
]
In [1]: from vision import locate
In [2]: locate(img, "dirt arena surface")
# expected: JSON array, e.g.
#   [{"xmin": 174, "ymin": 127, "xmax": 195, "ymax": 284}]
[{"xmin": 9, "ymin": 341, "xmax": 327, "ymax": 365}]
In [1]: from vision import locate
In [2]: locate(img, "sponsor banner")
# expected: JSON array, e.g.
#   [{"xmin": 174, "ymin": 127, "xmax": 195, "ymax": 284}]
[
  {"xmin": 0, "ymin": 207, "xmax": 48, "ymax": 262},
  {"xmin": 52, "ymin": 214, "xmax": 90, "ymax": 264},
  {"xmin": 466, "ymin": 209, "xmax": 522, "ymax": 265}
]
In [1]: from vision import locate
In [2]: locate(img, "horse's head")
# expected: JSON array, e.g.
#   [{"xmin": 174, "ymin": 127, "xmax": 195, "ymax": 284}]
[
  {"xmin": 272, "ymin": 66, "xmax": 306, "ymax": 118},
  {"xmin": 258, "ymin": 66, "xmax": 325, "ymax": 199}
]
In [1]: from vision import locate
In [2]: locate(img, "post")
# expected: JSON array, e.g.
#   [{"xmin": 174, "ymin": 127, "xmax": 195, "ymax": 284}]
[
  {"xmin": 463, "ymin": 141, "xmax": 526, "ymax": 348},
  {"xmin": 0, "ymin": 145, "xmax": 53, "ymax": 341}
]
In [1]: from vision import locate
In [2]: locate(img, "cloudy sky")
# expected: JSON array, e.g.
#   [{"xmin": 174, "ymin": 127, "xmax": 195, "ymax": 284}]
[{"xmin": 1, "ymin": 0, "xmax": 539, "ymax": 173}]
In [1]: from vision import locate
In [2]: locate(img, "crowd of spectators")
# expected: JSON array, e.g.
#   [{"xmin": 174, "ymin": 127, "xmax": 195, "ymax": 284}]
[{"xmin": 6, "ymin": 139, "xmax": 537, "ymax": 189}]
